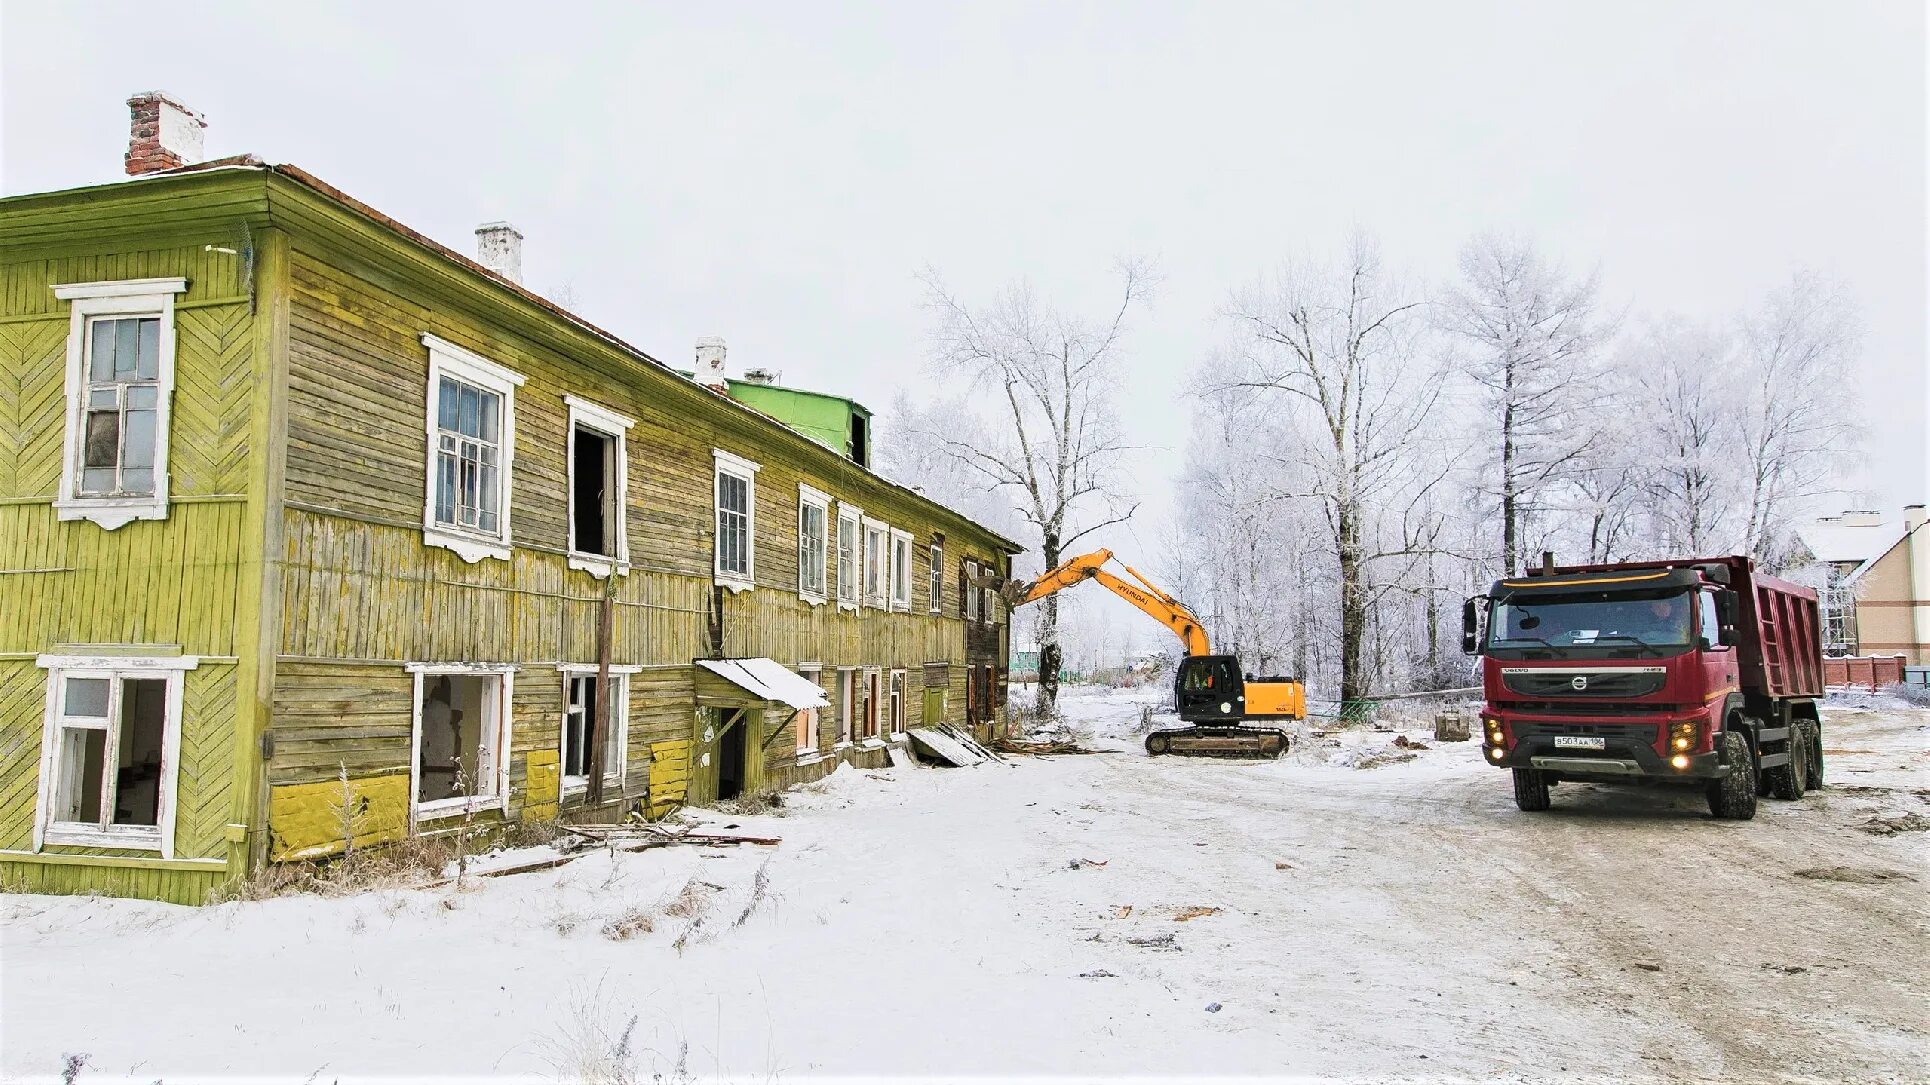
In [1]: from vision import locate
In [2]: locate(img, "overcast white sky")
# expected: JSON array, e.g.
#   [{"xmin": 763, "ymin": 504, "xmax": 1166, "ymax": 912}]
[{"xmin": 4, "ymin": 1, "xmax": 1924, "ymax": 560}]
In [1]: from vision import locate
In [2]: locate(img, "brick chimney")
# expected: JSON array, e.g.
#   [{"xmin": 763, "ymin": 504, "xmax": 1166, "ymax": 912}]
[
  {"xmin": 475, "ymin": 222, "xmax": 523, "ymax": 284},
  {"xmin": 694, "ymin": 338, "xmax": 728, "ymax": 392},
  {"xmin": 125, "ymin": 92, "xmax": 206, "ymax": 176}
]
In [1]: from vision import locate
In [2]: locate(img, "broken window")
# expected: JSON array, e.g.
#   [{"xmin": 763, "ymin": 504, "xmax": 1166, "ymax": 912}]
[
  {"xmin": 566, "ymin": 396, "xmax": 633, "ymax": 570},
  {"xmin": 863, "ymin": 668, "xmax": 881, "ymax": 739},
  {"xmin": 890, "ymin": 530, "xmax": 912, "ymax": 611},
  {"xmin": 53, "ymin": 278, "xmax": 187, "ymax": 528},
  {"xmin": 928, "ymin": 540, "xmax": 944, "ymax": 613},
  {"xmin": 798, "ymin": 487, "xmax": 829, "ymax": 602},
  {"xmin": 837, "ymin": 506, "xmax": 860, "ymax": 607},
  {"xmin": 835, "ymin": 668, "xmax": 856, "ymax": 745},
  {"xmin": 963, "ymin": 560, "xmax": 981, "ymax": 622},
  {"xmin": 571, "ymin": 427, "xmax": 614, "ymax": 557},
  {"xmin": 414, "ymin": 671, "xmax": 506, "ymax": 811},
  {"xmin": 864, "ymin": 521, "xmax": 888, "ymax": 609},
  {"xmin": 35, "ymin": 657, "xmax": 190, "ymax": 853},
  {"xmin": 422, "ymin": 336, "xmax": 523, "ymax": 561},
  {"xmin": 561, "ymin": 672, "xmax": 625, "ymax": 792},
  {"xmin": 79, "ymin": 316, "xmax": 162, "ymax": 496},
  {"xmin": 796, "ymin": 666, "xmax": 822, "ymax": 755},
  {"xmin": 714, "ymin": 449, "xmax": 759, "ymax": 588},
  {"xmin": 889, "ymin": 669, "xmax": 906, "ymax": 734}
]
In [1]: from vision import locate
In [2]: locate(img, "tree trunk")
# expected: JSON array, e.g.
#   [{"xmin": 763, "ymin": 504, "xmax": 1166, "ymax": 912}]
[
  {"xmin": 1035, "ymin": 529, "xmax": 1063, "ymax": 716},
  {"xmin": 1337, "ymin": 499, "xmax": 1369, "ymax": 719},
  {"xmin": 1501, "ymin": 394, "xmax": 1519, "ymax": 576}
]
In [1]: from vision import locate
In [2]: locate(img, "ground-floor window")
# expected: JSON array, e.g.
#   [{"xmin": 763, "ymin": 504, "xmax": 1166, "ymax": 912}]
[
  {"xmin": 34, "ymin": 655, "xmax": 194, "ymax": 855},
  {"xmin": 560, "ymin": 668, "xmax": 629, "ymax": 795},
  {"xmin": 411, "ymin": 666, "xmax": 512, "ymax": 816},
  {"xmin": 835, "ymin": 668, "xmax": 855, "ymax": 745},
  {"xmin": 889, "ymin": 669, "xmax": 906, "ymax": 734},
  {"xmin": 863, "ymin": 668, "xmax": 881, "ymax": 740},
  {"xmin": 796, "ymin": 665, "xmax": 823, "ymax": 755}
]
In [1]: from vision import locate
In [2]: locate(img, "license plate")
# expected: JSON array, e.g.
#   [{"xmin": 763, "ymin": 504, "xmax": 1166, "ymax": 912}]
[{"xmin": 1553, "ymin": 736, "xmax": 1606, "ymax": 750}]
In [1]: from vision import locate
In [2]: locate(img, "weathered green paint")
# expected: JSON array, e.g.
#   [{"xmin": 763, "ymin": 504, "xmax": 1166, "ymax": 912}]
[{"xmin": 719, "ymin": 378, "xmax": 871, "ymax": 463}]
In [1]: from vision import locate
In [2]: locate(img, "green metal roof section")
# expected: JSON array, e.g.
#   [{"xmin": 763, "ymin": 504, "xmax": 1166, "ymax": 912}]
[{"xmin": 670, "ymin": 372, "xmax": 872, "ymax": 462}]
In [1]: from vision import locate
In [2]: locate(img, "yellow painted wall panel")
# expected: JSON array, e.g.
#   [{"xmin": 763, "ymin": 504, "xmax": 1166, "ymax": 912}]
[{"xmin": 267, "ymin": 771, "xmax": 410, "ymax": 861}]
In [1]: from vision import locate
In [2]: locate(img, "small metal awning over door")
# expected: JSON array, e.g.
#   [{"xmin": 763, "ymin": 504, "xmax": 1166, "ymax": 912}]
[{"xmin": 694, "ymin": 658, "xmax": 830, "ymax": 710}]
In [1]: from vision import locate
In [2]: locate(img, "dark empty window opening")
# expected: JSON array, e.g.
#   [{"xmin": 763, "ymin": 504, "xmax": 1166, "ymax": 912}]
[
  {"xmin": 849, "ymin": 413, "xmax": 869, "ymax": 468},
  {"xmin": 572, "ymin": 426, "xmax": 616, "ymax": 558}
]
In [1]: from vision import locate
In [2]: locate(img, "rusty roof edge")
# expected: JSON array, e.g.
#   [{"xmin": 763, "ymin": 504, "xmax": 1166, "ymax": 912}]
[{"xmin": 261, "ymin": 164, "xmax": 1024, "ymax": 555}]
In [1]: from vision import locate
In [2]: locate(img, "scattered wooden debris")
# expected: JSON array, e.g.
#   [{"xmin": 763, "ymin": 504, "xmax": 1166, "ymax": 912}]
[
  {"xmin": 991, "ymin": 736, "xmax": 1101, "ymax": 756},
  {"xmin": 1274, "ymin": 861, "xmax": 1293, "ymax": 871},
  {"xmin": 1068, "ymin": 857, "xmax": 1109, "ymax": 870},
  {"xmin": 907, "ymin": 727, "xmax": 988, "ymax": 767},
  {"xmin": 1392, "ymin": 734, "xmax": 1431, "ymax": 750},
  {"xmin": 1112, "ymin": 904, "xmax": 1133, "ymax": 919},
  {"xmin": 1126, "ymin": 932, "xmax": 1179, "ymax": 951},
  {"xmin": 1079, "ymin": 969, "xmax": 1117, "ymax": 979},
  {"xmin": 561, "ymin": 824, "xmax": 780, "ymax": 850},
  {"xmin": 1172, "ymin": 905, "xmax": 1221, "ymax": 922}
]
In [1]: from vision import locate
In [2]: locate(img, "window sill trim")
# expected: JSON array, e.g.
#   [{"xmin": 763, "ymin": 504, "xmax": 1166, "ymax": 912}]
[
  {"xmin": 424, "ymin": 527, "xmax": 511, "ymax": 564},
  {"xmin": 832, "ymin": 741, "xmax": 854, "ymax": 751},
  {"xmin": 568, "ymin": 554, "xmax": 630, "ymax": 579},
  {"xmin": 414, "ymin": 797, "xmax": 502, "ymax": 820},
  {"xmin": 836, "ymin": 601, "xmax": 860, "ymax": 613},
  {"xmin": 715, "ymin": 575, "xmax": 755, "ymax": 595},
  {"xmin": 41, "ymin": 826, "xmax": 163, "ymax": 853},
  {"xmin": 857, "ymin": 738, "xmax": 887, "ymax": 750},
  {"xmin": 795, "ymin": 751, "xmax": 825, "ymax": 766},
  {"xmin": 799, "ymin": 591, "xmax": 829, "ymax": 607},
  {"xmin": 53, "ymin": 496, "xmax": 168, "ymax": 532}
]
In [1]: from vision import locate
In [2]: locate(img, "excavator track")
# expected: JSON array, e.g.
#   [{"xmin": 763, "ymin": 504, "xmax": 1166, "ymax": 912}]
[{"xmin": 1145, "ymin": 726, "xmax": 1290, "ymax": 760}]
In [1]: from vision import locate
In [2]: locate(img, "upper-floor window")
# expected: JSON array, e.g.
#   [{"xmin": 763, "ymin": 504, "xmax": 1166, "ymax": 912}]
[
  {"xmin": 837, "ymin": 505, "xmax": 861, "ymax": 609},
  {"xmin": 890, "ymin": 529, "xmax": 912, "ymax": 611},
  {"xmin": 422, "ymin": 335, "xmax": 524, "ymax": 564},
  {"xmin": 929, "ymin": 540, "xmax": 944, "ymax": 614},
  {"xmin": 798, "ymin": 486, "xmax": 830, "ymax": 604},
  {"xmin": 963, "ymin": 560, "xmax": 981, "ymax": 622},
  {"xmin": 713, "ymin": 449, "xmax": 760, "ymax": 591},
  {"xmin": 52, "ymin": 278, "xmax": 188, "ymax": 530},
  {"xmin": 566, "ymin": 396, "xmax": 634, "ymax": 577},
  {"xmin": 863, "ymin": 519, "xmax": 889, "ymax": 609},
  {"xmin": 33, "ymin": 653, "xmax": 197, "ymax": 856}
]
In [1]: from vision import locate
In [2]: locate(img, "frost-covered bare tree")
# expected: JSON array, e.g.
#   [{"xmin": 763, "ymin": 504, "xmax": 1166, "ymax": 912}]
[
  {"xmin": 1734, "ymin": 271, "xmax": 1862, "ymax": 566},
  {"xmin": 920, "ymin": 264, "xmax": 1149, "ymax": 715},
  {"xmin": 1621, "ymin": 317, "xmax": 1742, "ymax": 554},
  {"xmin": 1439, "ymin": 234, "xmax": 1611, "ymax": 576},
  {"xmin": 1218, "ymin": 235, "xmax": 1446, "ymax": 712}
]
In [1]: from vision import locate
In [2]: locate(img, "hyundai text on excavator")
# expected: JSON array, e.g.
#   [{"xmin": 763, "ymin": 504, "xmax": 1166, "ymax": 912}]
[{"xmin": 994, "ymin": 550, "xmax": 1306, "ymax": 758}]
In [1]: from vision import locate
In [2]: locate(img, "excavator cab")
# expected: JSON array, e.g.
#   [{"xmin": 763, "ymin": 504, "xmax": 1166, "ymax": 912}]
[{"xmin": 1175, "ymin": 655, "xmax": 1245, "ymax": 723}]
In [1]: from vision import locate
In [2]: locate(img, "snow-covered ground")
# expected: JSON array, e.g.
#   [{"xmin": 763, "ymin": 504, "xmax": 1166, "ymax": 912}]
[{"xmin": 5, "ymin": 687, "xmax": 1927, "ymax": 1083}]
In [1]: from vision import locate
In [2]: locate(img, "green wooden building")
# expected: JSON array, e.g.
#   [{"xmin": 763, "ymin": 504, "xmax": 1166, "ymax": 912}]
[{"xmin": 0, "ymin": 96, "xmax": 1017, "ymax": 904}]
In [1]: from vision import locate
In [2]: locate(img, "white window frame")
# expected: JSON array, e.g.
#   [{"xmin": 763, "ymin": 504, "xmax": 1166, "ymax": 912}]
[
  {"xmin": 795, "ymin": 664, "xmax": 824, "ymax": 762},
  {"xmin": 889, "ymin": 529, "xmax": 913, "ymax": 612},
  {"xmin": 557, "ymin": 664, "xmax": 639, "ymax": 796},
  {"xmin": 862, "ymin": 517, "xmax": 889, "ymax": 610},
  {"xmin": 713, "ymin": 448, "xmax": 760, "ymax": 592},
  {"xmin": 834, "ymin": 667, "xmax": 855, "ymax": 747},
  {"xmin": 964, "ymin": 560, "xmax": 981, "ymax": 622},
  {"xmin": 564, "ymin": 395, "xmax": 634, "ymax": 578},
  {"xmin": 32, "ymin": 653, "xmax": 197, "ymax": 856},
  {"xmin": 422, "ymin": 334, "xmax": 525, "ymax": 564},
  {"xmin": 860, "ymin": 667, "xmax": 884, "ymax": 746},
  {"xmin": 836, "ymin": 504, "xmax": 862, "ymax": 611},
  {"xmin": 929, "ymin": 541, "xmax": 944, "ymax": 614},
  {"xmin": 797, "ymin": 485, "xmax": 831, "ymax": 605},
  {"xmin": 889, "ymin": 668, "xmax": 906, "ymax": 735},
  {"xmin": 52, "ymin": 279, "xmax": 188, "ymax": 530},
  {"xmin": 405, "ymin": 662, "xmax": 516, "ymax": 822}
]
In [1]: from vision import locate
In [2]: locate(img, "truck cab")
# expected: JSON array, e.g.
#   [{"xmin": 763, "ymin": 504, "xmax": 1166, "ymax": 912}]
[{"xmin": 1464, "ymin": 556, "xmax": 1825, "ymax": 820}]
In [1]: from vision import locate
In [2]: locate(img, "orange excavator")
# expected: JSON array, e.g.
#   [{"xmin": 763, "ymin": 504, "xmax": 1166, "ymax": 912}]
[{"xmin": 995, "ymin": 549, "xmax": 1305, "ymax": 758}]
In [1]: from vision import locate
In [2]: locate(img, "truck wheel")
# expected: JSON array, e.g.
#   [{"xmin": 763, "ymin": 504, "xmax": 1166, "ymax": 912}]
[
  {"xmin": 1707, "ymin": 731, "xmax": 1758, "ymax": 820},
  {"xmin": 1512, "ymin": 767, "xmax": 1551, "ymax": 812},
  {"xmin": 1771, "ymin": 725, "xmax": 1809, "ymax": 800},
  {"xmin": 1806, "ymin": 722, "xmax": 1825, "ymax": 789}
]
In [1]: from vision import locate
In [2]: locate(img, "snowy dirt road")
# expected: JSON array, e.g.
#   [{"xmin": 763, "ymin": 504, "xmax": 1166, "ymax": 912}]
[{"xmin": 3, "ymin": 689, "xmax": 1925, "ymax": 1083}]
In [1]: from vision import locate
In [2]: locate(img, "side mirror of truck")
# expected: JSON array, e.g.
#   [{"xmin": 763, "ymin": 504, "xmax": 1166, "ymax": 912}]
[
  {"xmin": 1715, "ymin": 589, "xmax": 1739, "ymax": 628},
  {"xmin": 1461, "ymin": 597, "xmax": 1481, "ymax": 655}
]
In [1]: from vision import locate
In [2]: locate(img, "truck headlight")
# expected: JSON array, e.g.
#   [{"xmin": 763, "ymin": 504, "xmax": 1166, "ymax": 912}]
[
  {"xmin": 1669, "ymin": 719, "xmax": 1699, "ymax": 752},
  {"xmin": 1487, "ymin": 747, "xmax": 1505, "ymax": 761},
  {"xmin": 1220, "ymin": 702, "xmax": 1231, "ymax": 714}
]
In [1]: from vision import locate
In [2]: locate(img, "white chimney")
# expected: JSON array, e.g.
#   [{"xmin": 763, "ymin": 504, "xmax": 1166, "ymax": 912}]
[
  {"xmin": 1843, "ymin": 510, "xmax": 1884, "ymax": 528},
  {"xmin": 125, "ymin": 92, "xmax": 206, "ymax": 176},
  {"xmin": 695, "ymin": 337, "xmax": 728, "ymax": 391},
  {"xmin": 475, "ymin": 222, "xmax": 523, "ymax": 284}
]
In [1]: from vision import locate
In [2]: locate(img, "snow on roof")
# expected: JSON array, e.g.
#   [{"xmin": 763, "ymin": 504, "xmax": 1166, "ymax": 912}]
[
  {"xmin": 1796, "ymin": 514, "xmax": 1903, "ymax": 565},
  {"xmin": 696, "ymin": 658, "xmax": 831, "ymax": 710}
]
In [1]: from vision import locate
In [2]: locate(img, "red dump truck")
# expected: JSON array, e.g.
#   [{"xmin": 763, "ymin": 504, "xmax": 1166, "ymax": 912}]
[{"xmin": 1463, "ymin": 555, "xmax": 1825, "ymax": 819}]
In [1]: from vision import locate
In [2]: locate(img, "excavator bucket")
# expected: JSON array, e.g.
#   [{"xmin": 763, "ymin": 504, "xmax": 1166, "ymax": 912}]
[{"xmin": 1144, "ymin": 725, "xmax": 1290, "ymax": 760}]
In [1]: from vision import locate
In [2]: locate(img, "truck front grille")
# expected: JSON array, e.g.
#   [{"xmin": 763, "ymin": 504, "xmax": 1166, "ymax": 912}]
[{"xmin": 1500, "ymin": 668, "xmax": 1667, "ymax": 699}]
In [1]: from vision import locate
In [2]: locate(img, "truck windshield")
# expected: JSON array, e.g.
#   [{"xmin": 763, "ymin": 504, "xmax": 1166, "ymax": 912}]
[{"xmin": 1487, "ymin": 590, "xmax": 1694, "ymax": 655}]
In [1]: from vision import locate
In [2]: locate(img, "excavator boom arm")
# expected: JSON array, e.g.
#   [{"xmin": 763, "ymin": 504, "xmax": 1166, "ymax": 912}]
[{"xmin": 1002, "ymin": 549, "xmax": 1212, "ymax": 657}]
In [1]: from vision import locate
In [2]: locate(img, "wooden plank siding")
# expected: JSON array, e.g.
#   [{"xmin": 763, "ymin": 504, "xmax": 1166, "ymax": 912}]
[
  {"xmin": 0, "ymin": 236, "xmax": 259, "ymax": 901},
  {"xmin": 0, "ymin": 165, "xmax": 1015, "ymax": 898}
]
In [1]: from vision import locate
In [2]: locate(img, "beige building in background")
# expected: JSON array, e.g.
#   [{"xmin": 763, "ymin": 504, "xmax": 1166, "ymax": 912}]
[{"xmin": 1800, "ymin": 505, "xmax": 1929, "ymax": 664}]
